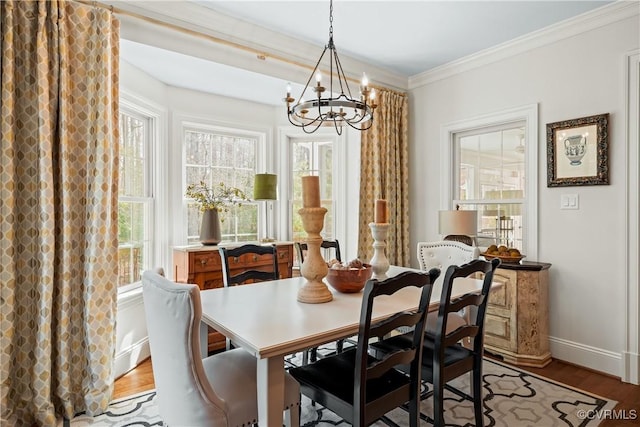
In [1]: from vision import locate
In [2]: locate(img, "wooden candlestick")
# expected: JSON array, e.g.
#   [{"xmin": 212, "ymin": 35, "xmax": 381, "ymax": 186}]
[
  {"xmin": 374, "ymin": 199, "xmax": 388, "ymax": 224},
  {"xmin": 369, "ymin": 222, "xmax": 390, "ymax": 280},
  {"xmin": 297, "ymin": 206, "xmax": 332, "ymax": 304},
  {"xmin": 302, "ymin": 176, "xmax": 321, "ymax": 208}
]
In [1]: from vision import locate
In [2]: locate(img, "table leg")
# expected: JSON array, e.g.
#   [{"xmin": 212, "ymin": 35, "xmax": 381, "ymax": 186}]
[{"xmin": 257, "ymin": 356, "xmax": 285, "ymax": 427}]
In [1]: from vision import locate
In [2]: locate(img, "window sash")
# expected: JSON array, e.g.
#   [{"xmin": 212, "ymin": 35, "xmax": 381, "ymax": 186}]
[{"xmin": 118, "ymin": 108, "xmax": 154, "ymax": 289}]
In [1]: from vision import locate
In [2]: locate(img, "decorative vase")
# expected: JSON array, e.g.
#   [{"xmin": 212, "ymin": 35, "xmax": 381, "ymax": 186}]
[
  {"xmin": 200, "ymin": 209, "xmax": 222, "ymax": 245},
  {"xmin": 564, "ymin": 135, "xmax": 587, "ymax": 166}
]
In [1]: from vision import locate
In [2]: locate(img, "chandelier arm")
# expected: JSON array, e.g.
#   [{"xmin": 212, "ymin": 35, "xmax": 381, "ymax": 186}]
[
  {"xmin": 333, "ymin": 117, "xmax": 344, "ymax": 135},
  {"xmin": 332, "ymin": 47, "xmax": 353, "ymax": 99},
  {"xmin": 297, "ymin": 45, "xmax": 330, "ymax": 104}
]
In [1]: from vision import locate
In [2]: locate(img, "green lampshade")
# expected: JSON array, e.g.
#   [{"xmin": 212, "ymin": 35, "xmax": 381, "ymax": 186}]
[{"xmin": 254, "ymin": 173, "xmax": 278, "ymax": 200}]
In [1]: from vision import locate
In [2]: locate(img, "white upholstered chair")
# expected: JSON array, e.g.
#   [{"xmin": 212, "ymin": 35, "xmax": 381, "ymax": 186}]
[
  {"xmin": 142, "ymin": 270, "xmax": 300, "ymax": 427},
  {"xmin": 417, "ymin": 240, "xmax": 480, "ymax": 335}
]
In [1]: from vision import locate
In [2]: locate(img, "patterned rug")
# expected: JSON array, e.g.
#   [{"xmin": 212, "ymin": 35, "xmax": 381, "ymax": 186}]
[{"xmin": 64, "ymin": 347, "xmax": 616, "ymax": 427}]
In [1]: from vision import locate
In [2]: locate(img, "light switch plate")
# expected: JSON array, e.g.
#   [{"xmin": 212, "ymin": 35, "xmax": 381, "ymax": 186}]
[{"xmin": 560, "ymin": 194, "xmax": 579, "ymax": 209}]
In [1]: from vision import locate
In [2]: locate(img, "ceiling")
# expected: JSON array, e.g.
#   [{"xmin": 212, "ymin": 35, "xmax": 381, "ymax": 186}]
[{"xmin": 119, "ymin": 1, "xmax": 613, "ymax": 105}]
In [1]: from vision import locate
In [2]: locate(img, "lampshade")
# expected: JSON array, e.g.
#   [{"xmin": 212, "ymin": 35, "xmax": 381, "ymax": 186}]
[
  {"xmin": 253, "ymin": 174, "xmax": 278, "ymax": 200},
  {"xmin": 438, "ymin": 210, "xmax": 478, "ymax": 237}
]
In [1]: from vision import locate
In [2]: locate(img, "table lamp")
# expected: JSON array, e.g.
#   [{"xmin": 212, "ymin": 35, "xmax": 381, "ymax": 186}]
[
  {"xmin": 438, "ymin": 208, "xmax": 477, "ymax": 246},
  {"xmin": 254, "ymin": 173, "xmax": 277, "ymax": 242}
]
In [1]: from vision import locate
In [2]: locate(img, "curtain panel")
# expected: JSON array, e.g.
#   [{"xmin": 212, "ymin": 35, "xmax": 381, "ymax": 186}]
[
  {"xmin": 358, "ymin": 89, "xmax": 410, "ymax": 266},
  {"xmin": 1, "ymin": 1, "xmax": 120, "ymax": 424}
]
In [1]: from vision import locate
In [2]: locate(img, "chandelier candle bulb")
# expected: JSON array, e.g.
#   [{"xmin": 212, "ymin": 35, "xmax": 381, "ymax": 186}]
[
  {"xmin": 374, "ymin": 199, "xmax": 388, "ymax": 224},
  {"xmin": 302, "ymin": 176, "xmax": 321, "ymax": 208}
]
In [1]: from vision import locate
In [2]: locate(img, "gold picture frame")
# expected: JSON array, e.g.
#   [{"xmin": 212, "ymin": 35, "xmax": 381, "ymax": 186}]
[{"xmin": 546, "ymin": 113, "xmax": 609, "ymax": 187}]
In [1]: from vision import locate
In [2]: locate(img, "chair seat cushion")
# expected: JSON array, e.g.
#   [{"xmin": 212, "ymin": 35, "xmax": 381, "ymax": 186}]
[
  {"xmin": 370, "ymin": 334, "xmax": 472, "ymax": 382},
  {"xmin": 289, "ymin": 348, "xmax": 410, "ymax": 405},
  {"xmin": 203, "ymin": 348, "xmax": 300, "ymax": 426}
]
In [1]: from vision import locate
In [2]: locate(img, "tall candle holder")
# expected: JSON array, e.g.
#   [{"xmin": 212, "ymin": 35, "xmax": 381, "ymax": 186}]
[
  {"xmin": 297, "ymin": 207, "xmax": 333, "ymax": 304},
  {"xmin": 369, "ymin": 222, "xmax": 390, "ymax": 280}
]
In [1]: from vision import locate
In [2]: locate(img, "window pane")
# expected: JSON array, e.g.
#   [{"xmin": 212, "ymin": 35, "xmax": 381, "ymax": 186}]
[
  {"xmin": 290, "ymin": 139, "xmax": 334, "ymax": 244},
  {"xmin": 118, "ymin": 109, "xmax": 153, "ymax": 289},
  {"xmin": 184, "ymin": 127, "xmax": 259, "ymax": 243},
  {"xmin": 119, "ymin": 114, "xmax": 146, "ymax": 198},
  {"xmin": 455, "ymin": 123, "xmax": 525, "ymax": 251}
]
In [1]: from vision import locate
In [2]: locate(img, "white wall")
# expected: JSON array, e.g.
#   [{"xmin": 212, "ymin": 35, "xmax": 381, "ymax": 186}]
[{"xmin": 409, "ymin": 12, "xmax": 639, "ymax": 377}]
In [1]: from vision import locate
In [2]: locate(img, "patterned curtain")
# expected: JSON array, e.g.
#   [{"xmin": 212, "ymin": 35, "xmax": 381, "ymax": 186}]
[
  {"xmin": 1, "ymin": 1, "xmax": 119, "ymax": 424},
  {"xmin": 358, "ymin": 89, "xmax": 410, "ymax": 266}
]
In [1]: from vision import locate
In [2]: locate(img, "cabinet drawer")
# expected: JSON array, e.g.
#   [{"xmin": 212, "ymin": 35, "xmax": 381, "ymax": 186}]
[
  {"xmin": 276, "ymin": 245, "xmax": 292, "ymax": 262},
  {"xmin": 193, "ymin": 252, "xmax": 222, "ymax": 273}
]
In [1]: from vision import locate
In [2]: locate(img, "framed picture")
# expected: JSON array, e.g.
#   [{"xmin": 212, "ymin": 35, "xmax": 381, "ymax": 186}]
[{"xmin": 546, "ymin": 113, "xmax": 609, "ymax": 187}]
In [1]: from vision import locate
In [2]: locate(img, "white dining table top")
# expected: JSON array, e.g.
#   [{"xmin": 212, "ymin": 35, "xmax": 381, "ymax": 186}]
[{"xmin": 199, "ymin": 265, "xmax": 487, "ymax": 359}]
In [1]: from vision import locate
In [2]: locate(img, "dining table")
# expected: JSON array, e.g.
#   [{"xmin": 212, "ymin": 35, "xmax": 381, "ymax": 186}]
[{"xmin": 198, "ymin": 265, "xmax": 493, "ymax": 427}]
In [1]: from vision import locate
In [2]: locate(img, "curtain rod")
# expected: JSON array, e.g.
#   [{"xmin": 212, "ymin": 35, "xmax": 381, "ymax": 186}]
[{"xmin": 76, "ymin": 0, "xmax": 407, "ymax": 98}]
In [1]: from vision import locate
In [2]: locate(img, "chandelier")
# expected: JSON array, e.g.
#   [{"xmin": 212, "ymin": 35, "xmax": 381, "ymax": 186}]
[{"xmin": 284, "ymin": 0, "xmax": 376, "ymax": 135}]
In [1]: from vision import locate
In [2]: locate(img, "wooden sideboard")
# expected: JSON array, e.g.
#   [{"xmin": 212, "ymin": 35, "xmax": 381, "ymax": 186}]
[
  {"xmin": 172, "ymin": 242, "xmax": 294, "ymax": 352},
  {"xmin": 484, "ymin": 261, "xmax": 552, "ymax": 368}
]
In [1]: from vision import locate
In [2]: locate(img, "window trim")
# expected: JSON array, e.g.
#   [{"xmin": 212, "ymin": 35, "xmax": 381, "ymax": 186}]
[
  {"xmin": 176, "ymin": 116, "xmax": 270, "ymax": 245},
  {"xmin": 118, "ymin": 94, "xmax": 165, "ymax": 294},
  {"xmin": 277, "ymin": 126, "xmax": 347, "ymax": 244},
  {"xmin": 440, "ymin": 104, "xmax": 538, "ymax": 260}
]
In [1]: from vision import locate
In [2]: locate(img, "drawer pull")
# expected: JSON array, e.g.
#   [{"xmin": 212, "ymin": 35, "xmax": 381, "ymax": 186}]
[
  {"xmin": 253, "ymin": 255, "xmax": 258, "ymax": 261},
  {"xmin": 279, "ymin": 252, "xmax": 285, "ymax": 258},
  {"xmin": 200, "ymin": 259, "xmax": 207, "ymax": 265},
  {"xmin": 233, "ymin": 257, "xmax": 239, "ymax": 263}
]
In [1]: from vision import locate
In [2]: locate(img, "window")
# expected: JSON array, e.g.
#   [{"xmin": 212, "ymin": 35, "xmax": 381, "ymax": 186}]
[
  {"xmin": 183, "ymin": 124, "xmax": 260, "ymax": 243},
  {"xmin": 118, "ymin": 109, "xmax": 154, "ymax": 290},
  {"xmin": 442, "ymin": 104, "xmax": 537, "ymax": 258},
  {"xmin": 290, "ymin": 138, "xmax": 334, "ymax": 243},
  {"xmin": 454, "ymin": 124, "xmax": 525, "ymax": 249}
]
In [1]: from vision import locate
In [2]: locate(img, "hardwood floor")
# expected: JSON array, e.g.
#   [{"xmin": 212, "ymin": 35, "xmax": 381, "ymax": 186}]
[{"xmin": 114, "ymin": 356, "xmax": 639, "ymax": 426}]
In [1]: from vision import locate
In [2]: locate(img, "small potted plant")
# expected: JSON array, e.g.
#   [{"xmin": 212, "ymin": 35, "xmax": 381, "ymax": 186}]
[{"xmin": 185, "ymin": 180, "xmax": 249, "ymax": 245}]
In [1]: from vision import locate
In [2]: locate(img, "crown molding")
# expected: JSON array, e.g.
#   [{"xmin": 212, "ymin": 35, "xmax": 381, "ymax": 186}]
[
  {"xmin": 105, "ymin": 0, "xmax": 408, "ymax": 91},
  {"xmin": 409, "ymin": 1, "xmax": 639, "ymax": 89}
]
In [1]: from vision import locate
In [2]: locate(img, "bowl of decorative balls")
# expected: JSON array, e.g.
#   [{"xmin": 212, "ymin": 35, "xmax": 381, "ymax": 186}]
[
  {"xmin": 325, "ymin": 258, "xmax": 373, "ymax": 293},
  {"xmin": 481, "ymin": 245, "xmax": 525, "ymax": 264}
]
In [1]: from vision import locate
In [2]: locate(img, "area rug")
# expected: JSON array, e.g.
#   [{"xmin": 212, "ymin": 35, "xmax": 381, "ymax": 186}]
[{"xmin": 64, "ymin": 352, "xmax": 616, "ymax": 426}]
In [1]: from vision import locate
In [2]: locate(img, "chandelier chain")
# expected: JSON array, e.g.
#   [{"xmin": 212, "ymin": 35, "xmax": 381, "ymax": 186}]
[{"xmin": 329, "ymin": 0, "xmax": 333, "ymax": 40}]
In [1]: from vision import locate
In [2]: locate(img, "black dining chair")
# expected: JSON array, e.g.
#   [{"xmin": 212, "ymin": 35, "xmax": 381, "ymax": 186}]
[
  {"xmin": 218, "ymin": 244, "xmax": 280, "ymax": 350},
  {"xmin": 219, "ymin": 243, "xmax": 279, "ymax": 287},
  {"xmin": 294, "ymin": 239, "xmax": 342, "ymax": 266},
  {"xmin": 371, "ymin": 258, "xmax": 500, "ymax": 427},
  {"xmin": 289, "ymin": 269, "xmax": 440, "ymax": 427}
]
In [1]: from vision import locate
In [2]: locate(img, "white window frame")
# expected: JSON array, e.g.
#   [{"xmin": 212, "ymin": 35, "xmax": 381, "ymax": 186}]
[
  {"xmin": 176, "ymin": 117, "xmax": 269, "ymax": 244},
  {"xmin": 118, "ymin": 96, "xmax": 165, "ymax": 294},
  {"xmin": 440, "ymin": 104, "xmax": 538, "ymax": 260},
  {"xmin": 277, "ymin": 126, "xmax": 347, "ymax": 244}
]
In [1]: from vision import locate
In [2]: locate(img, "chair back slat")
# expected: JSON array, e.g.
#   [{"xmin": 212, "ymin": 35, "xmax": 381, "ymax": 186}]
[
  {"xmin": 370, "ymin": 311, "xmax": 423, "ymax": 339},
  {"xmin": 367, "ymin": 349, "xmax": 415, "ymax": 379},
  {"xmin": 448, "ymin": 293, "xmax": 484, "ymax": 314},
  {"xmin": 219, "ymin": 244, "xmax": 279, "ymax": 287}
]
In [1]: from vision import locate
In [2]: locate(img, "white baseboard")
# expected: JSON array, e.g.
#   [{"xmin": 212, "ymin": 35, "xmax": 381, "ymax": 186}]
[
  {"xmin": 114, "ymin": 338, "xmax": 151, "ymax": 379},
  {"xmin": 622, "ymin": 351, "xmax": 640, "ymax": 385},
  {"xmin": 549, "ymin": 336, "xmax": 621, "ymax": 378}
]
